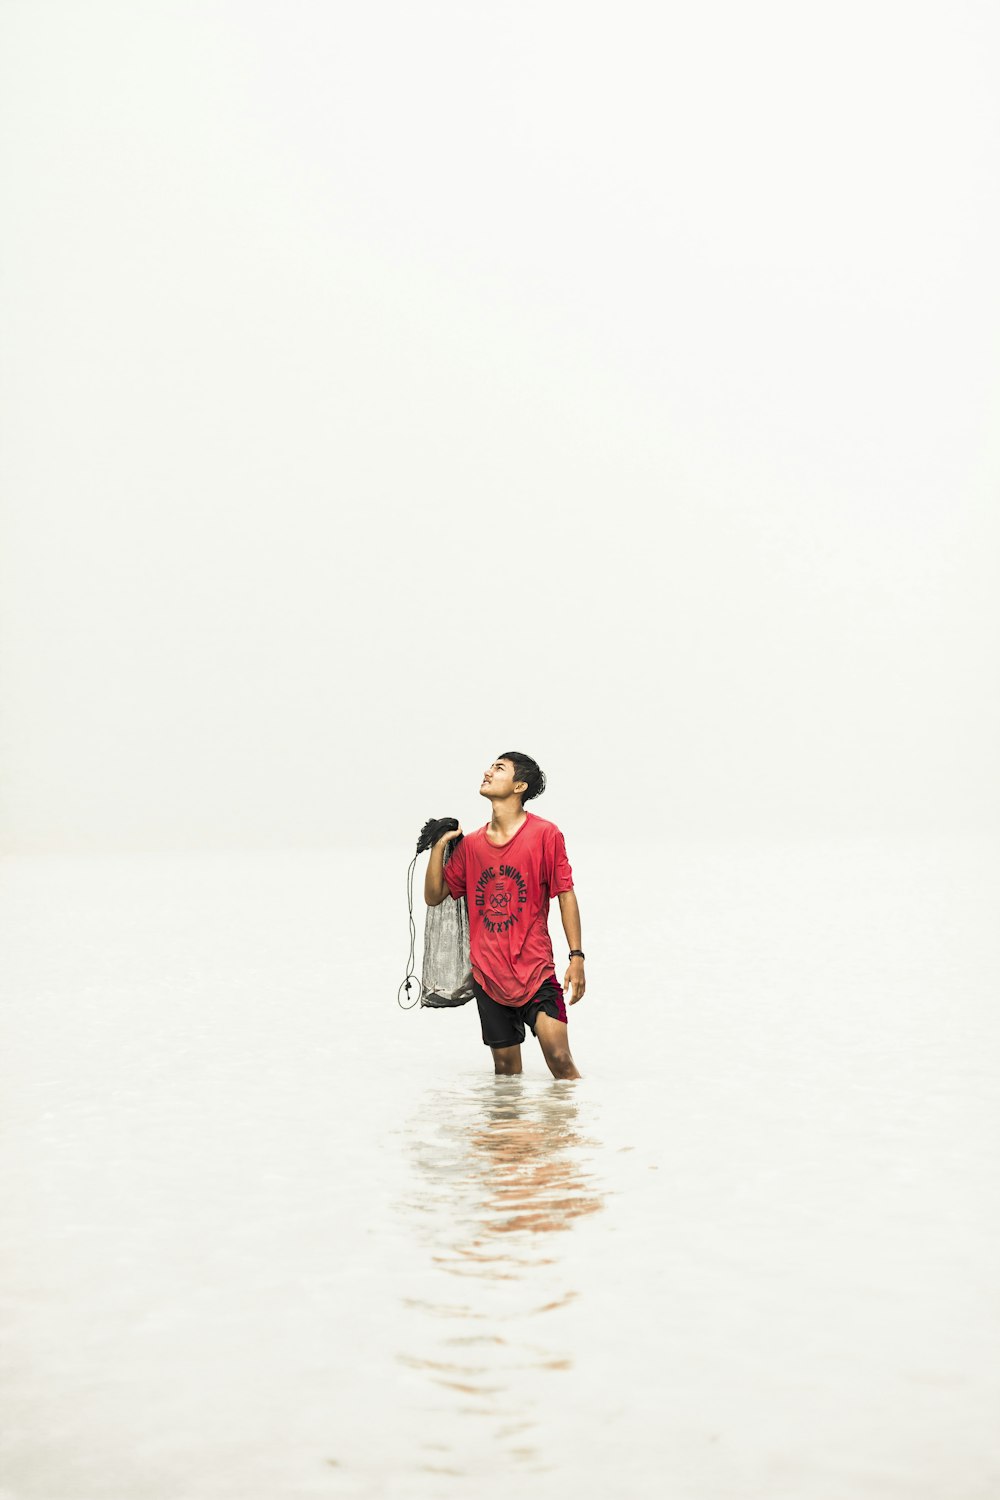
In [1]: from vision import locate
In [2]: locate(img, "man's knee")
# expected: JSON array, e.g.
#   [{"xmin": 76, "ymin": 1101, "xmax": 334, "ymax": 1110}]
[
  {"xmin": 538, "ymin": 1026, "xmax": 579, "ymax": 1078},
  {"xmin": 538, "ymin": 1021, "xmax": 570, "ymax": 1061},
  {"xmin": 492, "ymin": 1048, "xmax": 521, "ymax": 1075}
]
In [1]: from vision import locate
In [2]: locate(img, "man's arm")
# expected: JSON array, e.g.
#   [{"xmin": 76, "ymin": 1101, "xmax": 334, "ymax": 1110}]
[
  {"xmin": 424, "ymin": 828, "xmax": 462, "ymax": 906},
  {"xmin": 557, "ymin": 889, "xmax": 586, "ymax": 1004}
]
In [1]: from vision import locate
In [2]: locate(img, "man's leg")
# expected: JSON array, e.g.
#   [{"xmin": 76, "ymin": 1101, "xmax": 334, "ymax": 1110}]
[
  {"xmin": 475, "ymin": 982, "xmax": 525, "ymax": 1070},
  {"xmin": 534, "ymin": 1013, "xmax": 581, "ymax": 1080},
  {"xmin": 491, "ymin": 1044, "xmax": 522, "ymax": 1076}
]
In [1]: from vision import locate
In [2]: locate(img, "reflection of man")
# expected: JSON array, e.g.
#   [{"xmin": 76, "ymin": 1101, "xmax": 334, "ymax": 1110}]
[
  {"xmin": 424, "ymin": 751, "xmax": 585, "ymax": 1079},
  {"xmin": 469, "ymin": 1088, "xmax": 601, "ymax": 1236}
]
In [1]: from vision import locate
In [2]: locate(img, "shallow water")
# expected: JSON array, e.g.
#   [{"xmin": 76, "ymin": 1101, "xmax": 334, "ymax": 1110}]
[{"xmin": 1, "ymin": 839, "xmax": 998, "ymax": 1498}]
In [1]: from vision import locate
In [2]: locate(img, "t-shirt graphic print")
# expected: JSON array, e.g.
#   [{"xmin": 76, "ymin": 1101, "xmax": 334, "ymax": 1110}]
[
  {"xmin": 443, "ymin": 812, "xmax": 574, "ymax": 1006},
  {"xmin": 476, "ymin": 859, "xmax": 527, "ymax": 933}
]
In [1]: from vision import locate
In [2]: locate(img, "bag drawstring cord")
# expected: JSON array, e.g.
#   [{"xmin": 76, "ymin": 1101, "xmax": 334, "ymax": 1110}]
[{"xmin": 397, "ymin": 851, "xmax": 422, "ymax": 1009}]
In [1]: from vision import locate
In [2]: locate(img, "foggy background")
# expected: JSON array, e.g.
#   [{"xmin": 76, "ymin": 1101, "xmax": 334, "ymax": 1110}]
[
  {"xmin": 1, "ymin": 0, "xmax": 997, "ymax": 854},
  {"xmin": 3, "ymin": 11, "xmax": 1000, "ymax": 1497}
]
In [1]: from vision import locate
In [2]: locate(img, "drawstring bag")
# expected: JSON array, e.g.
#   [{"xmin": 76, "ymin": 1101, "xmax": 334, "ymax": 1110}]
[{"xmin": 399, "ymin": 817, "xmax": 475, "ymax": 1009}]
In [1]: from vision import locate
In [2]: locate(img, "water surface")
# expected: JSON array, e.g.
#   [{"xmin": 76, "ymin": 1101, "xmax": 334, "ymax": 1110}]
[{"xmin": 1, "ymin": 839, "xmax": 997, "ymax": 1498}]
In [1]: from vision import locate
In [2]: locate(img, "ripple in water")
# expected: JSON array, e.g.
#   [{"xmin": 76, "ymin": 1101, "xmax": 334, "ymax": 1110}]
[{"xmin": 394, "ymin": 1077, "xmax": 605, "ymax": 1481}]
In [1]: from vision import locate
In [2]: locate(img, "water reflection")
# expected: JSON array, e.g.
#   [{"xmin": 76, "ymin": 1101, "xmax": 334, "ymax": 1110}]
[{"xmin": 396, "ymin": 1077, "xmax": 605, "ymax": 1480}]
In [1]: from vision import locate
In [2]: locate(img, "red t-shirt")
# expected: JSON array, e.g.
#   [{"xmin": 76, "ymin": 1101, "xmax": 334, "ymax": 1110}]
[{"xmin": 443, "ymin": 811, "xmax": 574, "ymax": 1006}]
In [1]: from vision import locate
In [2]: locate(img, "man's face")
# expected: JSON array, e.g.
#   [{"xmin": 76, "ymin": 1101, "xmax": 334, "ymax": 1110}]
[{"xmin": 480, "ymin": 759, "xmax": 526, "ymax": 801}]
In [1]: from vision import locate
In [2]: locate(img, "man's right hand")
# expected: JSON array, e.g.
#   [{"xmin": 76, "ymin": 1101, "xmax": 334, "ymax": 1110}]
[{"xmin": 436, "ymin": 825, "xmax": 463, "ymax": 847}]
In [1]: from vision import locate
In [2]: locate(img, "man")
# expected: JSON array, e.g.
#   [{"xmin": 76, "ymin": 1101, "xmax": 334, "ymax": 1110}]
[{"xmin": 424, "ymin": 751, "xmax": 585, "ymax": 1080}]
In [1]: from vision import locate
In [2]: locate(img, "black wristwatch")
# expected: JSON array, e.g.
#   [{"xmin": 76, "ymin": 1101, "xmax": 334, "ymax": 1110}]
[{"xmin": 568, "ymin": 949, "xmax": 585, "ymax": 960}]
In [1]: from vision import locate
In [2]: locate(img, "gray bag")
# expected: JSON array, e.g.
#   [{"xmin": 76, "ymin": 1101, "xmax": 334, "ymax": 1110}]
[{"xmin": 399, "ymin": 817, "xmax": 475, "ymax": 1009}]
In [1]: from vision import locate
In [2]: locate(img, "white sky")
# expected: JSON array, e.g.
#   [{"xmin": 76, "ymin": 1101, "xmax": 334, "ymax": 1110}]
[{"xmin": 1, "ymin": 0, "xmax": 997, "ymax": 852}]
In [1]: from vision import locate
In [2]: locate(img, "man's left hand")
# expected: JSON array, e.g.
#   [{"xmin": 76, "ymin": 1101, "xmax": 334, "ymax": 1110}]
[{"xmin": 563, "ymin": 957, "xmax": 586, "ymax": 1005}]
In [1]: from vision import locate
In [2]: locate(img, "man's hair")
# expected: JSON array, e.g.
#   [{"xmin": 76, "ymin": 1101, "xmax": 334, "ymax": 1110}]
[{"xmin": 498, "ymin": 750, "xmax": 546, "ymax": 804}]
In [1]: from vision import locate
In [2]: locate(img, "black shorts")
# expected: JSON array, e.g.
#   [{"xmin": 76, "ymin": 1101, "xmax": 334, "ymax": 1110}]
[{"xmin": 473, "ymin": 975, "xmax": 568, "ymax": 1049}]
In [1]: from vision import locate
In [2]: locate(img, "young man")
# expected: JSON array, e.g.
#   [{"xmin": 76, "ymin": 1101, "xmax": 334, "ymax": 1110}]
[{"xmin": 424, "ymin": 752, "xmax": 585, "ymax": 1080}]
